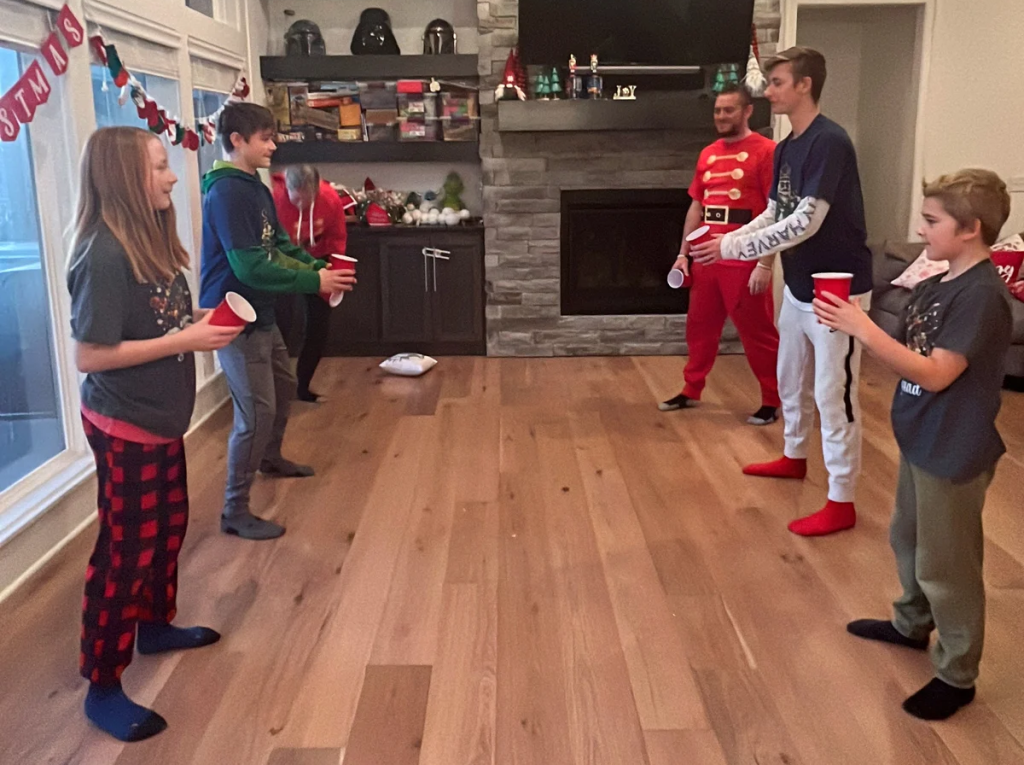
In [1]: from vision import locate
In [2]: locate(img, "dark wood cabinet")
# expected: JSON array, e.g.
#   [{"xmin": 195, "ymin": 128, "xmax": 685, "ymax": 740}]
[
  {"xmin": 380, "ymin": 239, "xmax": 433, "ymax": 344},
  {"xmin": 430, "ymin": 234, "xmax": 485, "ymax": 346},
  {"xmin": 313, "ymin": 226, "xmax": 485, "ymax": 357}
]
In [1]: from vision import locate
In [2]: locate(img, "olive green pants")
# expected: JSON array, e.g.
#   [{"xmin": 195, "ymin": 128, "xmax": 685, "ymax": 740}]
[{"xmin": 890, "ymin": 455, "xmax": 995, "ymax": 688}]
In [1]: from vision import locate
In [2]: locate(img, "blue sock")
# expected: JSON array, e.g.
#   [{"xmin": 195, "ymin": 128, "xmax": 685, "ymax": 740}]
[
  {"xmin": 136, "ymin": 622, "xmax": 221, "ymax": 655},
  {"xmin": 85, "ymin": 683, "xmax": 167, "ymax": 742}
]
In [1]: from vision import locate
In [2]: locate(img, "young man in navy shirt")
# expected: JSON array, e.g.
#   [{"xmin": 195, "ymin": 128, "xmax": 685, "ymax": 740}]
[{"xmin": 692, "ymin": 47, "xmax": 872, "ymax": 536}]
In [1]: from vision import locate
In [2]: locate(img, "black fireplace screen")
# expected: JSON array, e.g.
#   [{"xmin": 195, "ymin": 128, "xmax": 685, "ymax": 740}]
[{"xmin": 561, "ymin": 189, "xmax": 691, "ymax": 315}]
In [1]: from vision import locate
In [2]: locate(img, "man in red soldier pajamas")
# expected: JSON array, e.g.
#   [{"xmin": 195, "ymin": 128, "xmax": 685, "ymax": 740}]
[{"xmin": 660, "ymin": 84, "xmax": 781, "ymax": 425}]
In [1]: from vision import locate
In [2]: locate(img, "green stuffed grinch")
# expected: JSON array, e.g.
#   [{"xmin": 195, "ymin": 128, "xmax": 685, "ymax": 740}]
[{"xmin": 438, "ymin": 172, "xmax": 465, "ymax": 211}]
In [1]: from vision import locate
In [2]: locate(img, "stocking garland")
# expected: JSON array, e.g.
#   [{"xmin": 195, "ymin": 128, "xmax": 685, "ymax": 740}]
[{"xmin": 0, "ymin": 3, "xmax": 247, "ymax": 150}]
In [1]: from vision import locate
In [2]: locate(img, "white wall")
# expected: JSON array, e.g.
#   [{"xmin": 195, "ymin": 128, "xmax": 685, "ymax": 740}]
[
  {"xmin": 783, "ymin": 0, "xmax": 1024, "ymax": 240},
  {"xmin": 796, "ymin": 10, "xmax": 864, "ymax": 145},
  {"xmin": 265, "ymin": 0, "xmax": 478, "ymax": 56},
  {"xmin": 921, "ymin": 0, "xmax": 1024, "ymax": 237},
  {"xmin": 797, "ymin": 5, "xmax": 920, "ymax": 242},
  {"xmin": 856, "ymin": 6, "xmax": 919, "ymax": 243}
]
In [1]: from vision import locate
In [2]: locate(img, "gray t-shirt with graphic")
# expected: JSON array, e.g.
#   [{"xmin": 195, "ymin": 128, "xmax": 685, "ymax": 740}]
[
  {"xmin": 890, "ymin": 259, "xmax": 1011, "ymax": 481},
  {"xmin": 68, "ymin": 223, "xmax": 196, "ymax": 439}
]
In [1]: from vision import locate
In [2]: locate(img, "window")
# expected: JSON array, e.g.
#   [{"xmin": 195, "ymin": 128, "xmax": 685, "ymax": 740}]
[
  {"xmin": 193, "ymin": 88, "xmax": 228, "ymax": 181},
  {"xmin": 0, "ymin": 46, "xmax": 66, "ymax": 493},
  {"xmin": 186, "ymin": 0, "xmax": 215, "ymax": 18},
  {"xmin": 91, "ymin": 66, "xmax": 193, "ymax": 249}
]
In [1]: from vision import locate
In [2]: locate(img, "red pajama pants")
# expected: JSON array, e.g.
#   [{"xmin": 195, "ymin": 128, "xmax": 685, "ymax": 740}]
[
  {"xmin": 80, "ymin": 417, "xmax": 189, "ymax": 686},
  {"xmin": 682, "ymin": 261, "xmax": 781, "ymax": 407}
]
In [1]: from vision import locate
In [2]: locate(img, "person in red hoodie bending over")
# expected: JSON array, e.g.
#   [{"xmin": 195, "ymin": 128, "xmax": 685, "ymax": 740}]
[{"xmin": 272, "ymin": 165, "xmax": 349, "ymax": 402}]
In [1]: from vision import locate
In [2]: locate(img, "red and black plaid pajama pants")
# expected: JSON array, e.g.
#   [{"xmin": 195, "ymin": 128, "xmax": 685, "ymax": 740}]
[{"xmin": 80, "ymin": 416, "xmax": 189, "ymax": 686}]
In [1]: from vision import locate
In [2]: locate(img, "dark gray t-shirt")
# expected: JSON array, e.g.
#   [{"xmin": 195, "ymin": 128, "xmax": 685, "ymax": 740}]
[
  {"xmin": 68, "ymin": 223, "xmax": 196, "ymax": 439},
  {"xmin": 890, "ymin": 259, "xmax": 1011, "ymax": 481}
]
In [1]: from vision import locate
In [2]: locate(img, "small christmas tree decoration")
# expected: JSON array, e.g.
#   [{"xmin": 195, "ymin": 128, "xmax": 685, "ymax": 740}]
[
  {"xmin": 712, "ymin": 63, "xmax": 741, "ymax": 93},
  {"xmin": 548, "ymin": 66, "xmax": 562, "ymax": 99},
  {"xmin": 535, "ymin": 71, "xmax": 551, "ymax": 99}
]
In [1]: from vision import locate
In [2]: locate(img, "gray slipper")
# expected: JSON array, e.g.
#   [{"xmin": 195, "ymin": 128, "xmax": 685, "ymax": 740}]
[{"xmin": 220, "ymin": 512, "xmax": 285, "ymax": 540}]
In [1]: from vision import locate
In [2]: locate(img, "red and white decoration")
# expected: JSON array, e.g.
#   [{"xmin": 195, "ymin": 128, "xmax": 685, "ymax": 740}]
[
  {"xmin": 0, "ymin": 3, "xmax": 248, "ymax": 151},
  {"xmin": 0, "ymin": 3, "xmax": 84, "ymax": 142}
]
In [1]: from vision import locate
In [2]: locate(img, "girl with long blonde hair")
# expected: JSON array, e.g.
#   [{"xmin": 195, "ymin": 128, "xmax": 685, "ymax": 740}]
[{"xmin": 67, "ymin": 127, "xmax": 241, "ymax": 742}]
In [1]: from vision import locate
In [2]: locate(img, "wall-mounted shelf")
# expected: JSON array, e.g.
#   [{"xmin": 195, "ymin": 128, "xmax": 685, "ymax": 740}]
[
  {"xmin": 260, "ymin": 54, "xmax": 480, "ymax": 82},
  {"xmin": 272, "ymin": 141, "xmax": 480, "ymax": 164},
  {"xmin": 497, "ymin": 93, "xmax": 772, "ymax": 133}
]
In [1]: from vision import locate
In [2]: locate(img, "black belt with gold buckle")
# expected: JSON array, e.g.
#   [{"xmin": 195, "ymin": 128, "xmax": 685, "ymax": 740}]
[{"xmin": 704, "ymin": 206, "xmax": 753, "ymax": 225}]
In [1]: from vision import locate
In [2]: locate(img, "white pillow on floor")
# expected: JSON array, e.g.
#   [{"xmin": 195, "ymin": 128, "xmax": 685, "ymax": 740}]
[{"xmin": 379, "ymin": 353, "xmax": 438, "ymax": 377}]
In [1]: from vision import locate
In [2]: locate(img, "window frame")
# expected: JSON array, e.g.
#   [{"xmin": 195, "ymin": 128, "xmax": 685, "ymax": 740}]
[{"xmin": 0, "ymin": 37, "xmax": 94, "ymax": 543}]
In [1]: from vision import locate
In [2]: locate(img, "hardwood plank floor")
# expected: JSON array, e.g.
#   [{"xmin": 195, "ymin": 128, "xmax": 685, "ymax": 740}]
[{"xmin": 2, "ymin": 356, "xmax": 1024, "ymax": 765}]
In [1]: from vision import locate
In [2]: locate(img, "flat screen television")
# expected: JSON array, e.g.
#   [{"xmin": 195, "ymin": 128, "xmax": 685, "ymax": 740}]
[{"xmin": 518, "ymin": 0, "xmax": 756, "ymax": 67}]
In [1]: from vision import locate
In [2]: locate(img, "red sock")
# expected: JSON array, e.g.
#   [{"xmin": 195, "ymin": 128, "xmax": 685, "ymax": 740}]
[
  {"xmin": 742, "ymin": 456, "xmax": 807, "ymax": 480},
  {"xmin": 788, "ymin": 500, "xmax": 856, "ymax": 537}
]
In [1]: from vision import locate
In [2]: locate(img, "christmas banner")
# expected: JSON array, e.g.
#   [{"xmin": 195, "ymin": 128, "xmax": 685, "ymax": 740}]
[{"xmin": 0, "ymin": 3, "xmax": 248, "ymax": 150}]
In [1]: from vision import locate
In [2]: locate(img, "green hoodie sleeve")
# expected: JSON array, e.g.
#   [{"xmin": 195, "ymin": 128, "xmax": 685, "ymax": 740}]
[
  {"xmin": 275, "ymin": 227, "xmax": 327, "ymax": 269},
  {"xmin": 226, "ymin": 246, "xmax": 323, "ymax": 294}
]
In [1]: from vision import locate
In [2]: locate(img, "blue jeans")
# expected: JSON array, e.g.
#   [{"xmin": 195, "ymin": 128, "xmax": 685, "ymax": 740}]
[{"xmin": 216, "ymin": 325, "xmax": 295, "ymax": 517}]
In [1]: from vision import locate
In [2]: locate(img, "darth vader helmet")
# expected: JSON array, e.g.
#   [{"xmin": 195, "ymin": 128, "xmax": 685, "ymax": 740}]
[{"xmin": 351, "ymin": 8, "xmax": 400, "ymax": 55}]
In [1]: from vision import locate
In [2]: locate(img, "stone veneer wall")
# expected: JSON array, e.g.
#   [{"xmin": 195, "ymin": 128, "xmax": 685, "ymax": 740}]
[{"xmin": 476, "ymin": 0, "xmax": 782, "ymax": 356}]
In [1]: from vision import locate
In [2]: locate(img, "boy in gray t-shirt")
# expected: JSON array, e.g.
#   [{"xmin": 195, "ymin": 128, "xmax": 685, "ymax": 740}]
[{"xmin": 813, "ymin": 168, "xmax": 1013, "ymax": 721}]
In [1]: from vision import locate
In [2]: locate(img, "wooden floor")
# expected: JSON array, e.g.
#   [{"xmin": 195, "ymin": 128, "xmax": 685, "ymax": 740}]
[{"xmin": 3, "ymin": 356, "xmax": 1024, "ymax": 765}]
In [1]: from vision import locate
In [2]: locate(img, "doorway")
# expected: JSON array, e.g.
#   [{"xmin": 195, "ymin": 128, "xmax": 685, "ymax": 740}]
[{"xmin": 796, "ymin": 4, "xmax": 925, "ymax": 243}]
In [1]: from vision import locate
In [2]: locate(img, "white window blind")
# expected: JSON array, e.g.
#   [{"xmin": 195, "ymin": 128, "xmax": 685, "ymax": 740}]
[
  {"xmin": 87, "ymin": 26, "xmax": 178, "ymax": 79},
  {"xmin": 190, "ymin": 55, "xmax": 238, "ymax": 94},
  {"xmin": 0, "ymin": 0, "xmax": 51, "ymax": 48}
]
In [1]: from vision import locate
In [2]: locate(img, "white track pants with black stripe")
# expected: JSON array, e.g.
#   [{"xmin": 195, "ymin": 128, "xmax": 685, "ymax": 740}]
[{"xmin": 777, "ymin": 288, "xmax": 869, "ymax": 503}]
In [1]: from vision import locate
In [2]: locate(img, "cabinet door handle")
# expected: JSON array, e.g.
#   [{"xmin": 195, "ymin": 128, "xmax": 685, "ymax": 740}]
[
  {"xmin": 423, "ymin": 248, "xmax": 430, "ymax": 292},
  {"xmin": 433, "ymin": 251, "xmax": 438, "ymax": 292}
]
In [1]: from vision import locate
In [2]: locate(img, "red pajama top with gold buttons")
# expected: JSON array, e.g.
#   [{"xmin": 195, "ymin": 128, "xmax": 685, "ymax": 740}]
[{"xmin": 688, "ymin": 132, "xmax": 776, "ymax": 267}]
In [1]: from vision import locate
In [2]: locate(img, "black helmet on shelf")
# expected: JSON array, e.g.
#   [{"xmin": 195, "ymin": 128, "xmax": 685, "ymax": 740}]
[
  {"xmin": 423, "ymin": 18, "xmax": 456, "ymax": 55},
  {"xmin": 284, "ymin": 19, "xmax": 326, "ymax": 56},
  {"xmin": 351, "ymin": 8, "xmax": 400, "ymax": 55}
]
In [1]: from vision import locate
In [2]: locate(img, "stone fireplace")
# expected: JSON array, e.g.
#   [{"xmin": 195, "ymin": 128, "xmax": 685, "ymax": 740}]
[
  {"xmin": 476, "ymin": 0, "xmax": 781, "ymax": 357},
  {"xmin": 481, "ymin": 131, "xmax": 706, "ymax": 356}
]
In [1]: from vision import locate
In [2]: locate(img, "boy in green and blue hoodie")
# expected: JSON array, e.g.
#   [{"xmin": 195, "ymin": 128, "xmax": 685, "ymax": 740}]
[{"xmin": 200, "ymin": 103, "xmax": 354, "ymax": 540}]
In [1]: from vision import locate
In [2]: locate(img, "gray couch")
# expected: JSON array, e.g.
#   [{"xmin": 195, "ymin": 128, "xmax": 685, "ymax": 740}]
[{"xmin": 869, "ymin": 239, "xmax": 1024, "ymax": 381}]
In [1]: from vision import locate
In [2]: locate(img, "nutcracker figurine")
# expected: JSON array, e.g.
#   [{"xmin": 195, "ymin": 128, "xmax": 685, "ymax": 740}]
[
  {"xmin": 587, "ymin": 53, "xmax": 603, "ymax": 98},
  {"xmin": 567, "ymin": 54, "xmax": 584, "ymax": 99}
]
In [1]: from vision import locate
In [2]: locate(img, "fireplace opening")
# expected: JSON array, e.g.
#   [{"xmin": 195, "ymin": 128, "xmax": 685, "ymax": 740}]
[{"xmin": 560, "ymin": 189, "xmax": 691, "ymax": 315}]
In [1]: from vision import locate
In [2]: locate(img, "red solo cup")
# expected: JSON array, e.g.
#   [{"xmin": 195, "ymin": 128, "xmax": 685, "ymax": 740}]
[
  {"xmin": 686, "ymin": 225, "xmax": 713, "ymax": 247},
  {"xmin": 323, "ymin": 254, "xmax": 358, "ymax": 307},
  {"xmin": 209, "ymin": 291, "xmax": 256, "ymax": 326},
  {"xmin": 667, "ymin": 265, "xmax": 692, "ymax": 289},
  {"xmin": 812, "ymin": 272, "xmax": 853, "ymax": 302},
  {"xmin": 331, "ymin": 253, "xmax": 358, "ymax": 272}
]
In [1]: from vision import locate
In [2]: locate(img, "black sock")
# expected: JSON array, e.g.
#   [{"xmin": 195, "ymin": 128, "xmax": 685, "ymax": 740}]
[
  {"xmin": 847, "ymin": 619, "xmax": 930, "ymax": 650},
  {"xmin": 85, "ymin": 682, "xmax": 167, "ymax": 742},
  {"xmin": 136, "ymin": 623, "xmax": 221, "ymax": 656},
  {"xmin": 903, "ymin": 678, "xmax": 975, "ymax": 720}
]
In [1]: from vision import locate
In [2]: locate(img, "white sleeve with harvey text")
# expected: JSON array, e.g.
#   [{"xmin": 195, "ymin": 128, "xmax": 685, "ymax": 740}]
[{"xmin": 721, "ymin": 197, "xmax": 830, "ymax": 261}]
